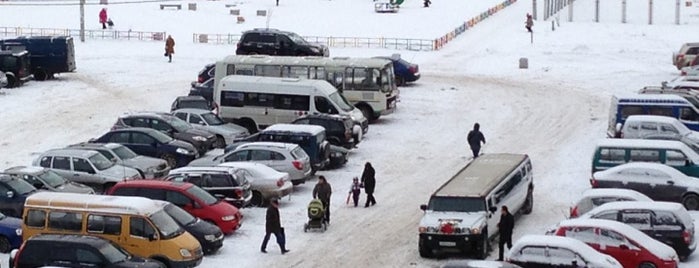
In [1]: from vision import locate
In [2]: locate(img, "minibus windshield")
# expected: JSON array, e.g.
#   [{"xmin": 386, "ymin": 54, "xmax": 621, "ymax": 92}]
[{"xmin": 150, "ymin": 210, "xmax": 184, "ymax": 239}]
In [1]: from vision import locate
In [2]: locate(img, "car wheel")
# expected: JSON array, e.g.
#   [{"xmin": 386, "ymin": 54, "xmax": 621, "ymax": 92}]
[
  {"xmin": 476, "ymin": 233, "xmax": 489, "ymax": 259},
  {"xmin": 358, "ymin": 105, "xmax": 374, "ymax": 122},
  {"xmin": 213, "ymin": 135, "xmax": 226, "ymax": 148},
  {"xmin": 0, "ymin": 235, "xmax": 11, "ymax": 253},
  {"xmin": 522, "ymin": 189, "xmax": 534, "ymax": 214},
  {"xmin": 151, "ymin": 257, "xmax": 168, "ymax": 268},
  {"xmin": 396, "ymin": 76, "xmax": 404, "ymax": 87},
  {"xmin": 638, "ymin": 262, "xmax": 656, "ymax": 268},
  {"xmin": 161, "ymin": 154, "xmax": 177, "ymax": 168},
  {"xmin": 682, "ymin": 194, "xmax": 699, "ymax": 210},
  {"xmin": 33, "ymin": 69, "xmax": 48, "ymax": 81},
  {"xmin": 418, "ymin": 238, "xmax": 433, "ymax": 258},
  {"xmin": 5, "ymin": 73, "xmax": 17, "ymax": 88},
  {"xmin": 250, "ymin": 191, "xmax": 265, "ymax": 207}
]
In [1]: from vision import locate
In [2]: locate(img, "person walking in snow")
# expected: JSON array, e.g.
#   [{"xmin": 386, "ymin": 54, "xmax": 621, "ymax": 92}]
[
  {"xmin": 348, "ymin": 177, "xmax": 362, "ymax": 207},
  {"xmin": 467, "ymin": 123, "xmax": 486, "ymax": 158},
  {"xmin": 497, "ymin": 205, "xmax": 515, "ymax": 261},
  {"xmin": 165, "ymin": 35, "xmax": 175, "ymax": 63},
  {"xmin": 525, "ymin": 13, "xmax": 533, "ymax": 33},
  {"xmin": 260, "ymin": 198, "xmax": 289, "ymax": 254},
  {"xmin": 99, "ymin": 8, "xmax": 108, "ymax": 29},
  {"xmin": 360, "ymin": 162, "xmax": 377, "ymax": 207},
  {"xmin": 423, "ymin": 0, "xmax": 431, "ymax": 7},
  {"xmin": 312, "ymin": 176, "xmax": 332, "ymax": 224}
]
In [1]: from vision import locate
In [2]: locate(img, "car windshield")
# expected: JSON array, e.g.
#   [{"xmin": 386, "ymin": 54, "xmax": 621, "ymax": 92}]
[
  {"xmin": 148, "ymin": 130, "xmax": 175, "ymax": 143},
  {"xmin": 287, "ymin": 32, "xmax": 308, "ymax": 45},
  {"xmin": 202, "ymin": 113, "xmax": 225, "ymax": 126},
  {"xmin": 186, "ymin": 185, "xmax": 218, "ymax": 206},
  {"xmin": 179, "ymin": 100, "xmax": 210, "ymax": 110},
  {"xmin": 164, "ymin": 203, "xmax": 197, "ymax": 226},
  {"xmin": 328, "ymin": 92, "xmax": 354, "ymax": 112},
  {"xmin": 99, "ymin": 242, "xmax": 130, "ymax": 263},
  {"xmin": 89, "ymin": 154, "xmax": 115, "ymax": 170},
  {"xmin": 6, "ymin": 179, "xmax": 36, "ymax": 195},
  {"xmin": 112, "ymin": 145, "xmax": 137, "ymax": 160},
  {"xmin": 149, "ymin": 210, "xmax": 184, "ymax": 239},
  {"xmin": 164, "ymin": 116, "xmax": 192, "ymax": 132},
  {"xmin": 38, "ymin": 170, "xmax": 68, "ymax": 188},
  {"xmin": 428, "ymin": 196, "xmax": 485, "ymax": 213}
]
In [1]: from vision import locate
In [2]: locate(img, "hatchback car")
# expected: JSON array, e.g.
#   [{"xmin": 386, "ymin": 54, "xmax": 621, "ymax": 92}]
[
  {"xmin": 579, "ymin": 201, "xmax": 696, "ymax": 260},
  {"xmin": 9, "ymin": 234, "xmax": 165, "ymax": 268},
  {"xmin": 192, "ymin": 142, "xmax": 312, "ymax": 185},
  {"xmin": 374, "ymin": 53, "xmax": 420, "ymax": 86},
  {"xmin": 673, "ymin": 42, "xmax": 699, "ymax": 69},
  {"xmin": 0, "ymin": 175, "xmax": 37, "ymax": 218},
  {"xmin": 549, "ymin": 219, "xmax": 678, "ymax": 268},
  {"xmin": 68, "ymin": 142, "xmax": 170, "ymax": 179},
  {"xmin": 170, "ymin": 96, "xmax": 215, "ymax": 112},
  {"xmin": 32, "ymin": 148, "xmax": 141, "ymax": 193},
  {"xmin": 172, "ymin": 108, "xmax": 249, "ymax": 148},
  {"xmin": 107, "ymin": 180, "xmax": 242, "ymax": 235},
  {"xmin": 165, "ymin": 166, "xmax": 253, "ymax": 208},
  {"xmin": 569, "ymin": 188, "xmax": 652, "ymax": 218},
  {"xmin": 590, "ymin": 162, "xmax": 699, "ymax": 210},
  {"xmin": 3, "ymin": 166, "xmax": 95, "ymax": 194},
  {"xmin": 0, "ymin": 212, "xmax": 22, "ymax": 253},
  {"xmin": 507, "ymin": 235, "xmax": 622, "ymax": 268},
  {"xmin": 154, "ymin": 200, "xmax": 224, "ymax": 254},
  {"xmin": 217, "ymin": 162, "xmax": 293, "ymax": 207},
  {"xmin": 92, "ymin": 127, "xmax": 198, "ymax": 168},
  {"xmin": 292, "ymin": 113, "xmax": 361, "ymax": 149},
  {"xmin": 112, "ymin": 112, "xmax": 216, "ymax": 155},
  {"xmin": 235, "ymin": 28, "xmax": 329, "ymax": 56}
]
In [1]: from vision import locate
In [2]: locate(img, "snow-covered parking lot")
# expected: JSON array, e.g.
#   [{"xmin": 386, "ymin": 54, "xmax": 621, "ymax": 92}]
[{"xmin": 2, "ymin": 0, "xmax": 699, "ymax": 267}]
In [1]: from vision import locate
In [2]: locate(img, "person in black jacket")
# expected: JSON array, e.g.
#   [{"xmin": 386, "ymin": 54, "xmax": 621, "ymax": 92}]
[
  {"xmin": 360, "ymin": 162, "xmax": 377, "ymax": 207},
  {"xmin": 497, "ymin": 205, "xmax": 515, "ymax": 261},
  {"xmin": 313, "ymin": 176, "xmax": 332, "ymax": 224},
  {"xmin": 467, "ymin": 123, "xmax": 486, "ymax": 158},
  {"xmin": 260, "ymin": 198, "xmax": 289, "ymax": 254}
]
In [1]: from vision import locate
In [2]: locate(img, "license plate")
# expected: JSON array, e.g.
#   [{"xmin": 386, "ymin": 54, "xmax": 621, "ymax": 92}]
[{"xmin": 438, "ymin": 241, "xmax": 457, "ymax": 247}]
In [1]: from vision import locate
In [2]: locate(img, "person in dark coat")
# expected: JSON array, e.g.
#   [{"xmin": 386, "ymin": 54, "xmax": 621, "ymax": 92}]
[
  {"xmin": 525, "ymin": 13, "xmax": 534, "ymax": 33},
  {"xmin": 497, "ymin": 205, "xmax": 515, "ymax": 261},
  {"xmin": 165, "ymin": 35, "xmax": 175, "ymax": 63},
  {"xmin": 312, "ymin": 176, "xmax": 332, "ymax": 224},
  {"xmin": 467, "ymin": 123, "xmax": 486, "ymax": 158},
  {"xmin": 360, "ymin": 162, "xmax": 376, "ymax": 207},
  {"xmin": 423, "ymin": 0, "xmax": 431, "ymax": 7},
  {"xmin": 260, "ymin": 198, "xmax": 289, "ymax": 254}
]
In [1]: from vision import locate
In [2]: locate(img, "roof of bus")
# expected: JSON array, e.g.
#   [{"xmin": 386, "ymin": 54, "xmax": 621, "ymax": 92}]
[
  {"xmin": 25, "ymin": 192, "xmax": 163, "ymax": 216},
  {"xmin": 219, "ymin": 75, "xmax": 338, "ymax": 95},
  {"xmin": 219, "ymin": 54, "xmax": 392, "ymax": 68},
  {"xmin": 434, "ymin": 154, "xmax": 528, "ymax": 197}
]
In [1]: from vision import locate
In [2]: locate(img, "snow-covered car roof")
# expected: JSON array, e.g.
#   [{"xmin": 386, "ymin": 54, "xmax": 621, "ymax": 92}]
[
  {"xmin": 595, "ymin": 138, "xmax": 695, "ymax": 152},
  {"xmin": 509, "ymin": 235, "xmax": 621, "ymax": 267},
  {"xmin": 581, "ymin": 201, "xmax": 690, "ymax": 224},
  {"xmin": 580, "ymin": 188, "xmax": 652, "ymax": 202},
  {"xmin": 593, "ymin": 162, "xmax": 692, "ymax": 180},
  {"xmin": 555, "ymin": 218, "xmax": 677, "ymax": 259},
  {"xmin": 264, "ymin": 123, "xmax": 325, "ymax": 135},
  {"xmin": 623, "ymin": 115, "xmax": 684, "ymax": 125},
  {"xmin": 218, "ymin": 162, "xmax": 289, "ymax": 180}
]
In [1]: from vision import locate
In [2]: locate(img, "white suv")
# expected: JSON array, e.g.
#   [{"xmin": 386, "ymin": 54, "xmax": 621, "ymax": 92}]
[
  {"xmin": 191, "ymin": 142, "xmax": 312, "ymax": 185},
  {"xmin": 674, "ymin": 42, "xmax": 699, "ymax": 70}
]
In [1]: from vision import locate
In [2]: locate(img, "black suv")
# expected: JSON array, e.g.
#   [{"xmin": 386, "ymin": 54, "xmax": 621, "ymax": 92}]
[
  {"xmin": 112, "ymin": 112, "xmax": 216, "ymax": 155},
  {"xmin": 0, "ymin": 50, "xmax": 31, "ymax": 88},
  {"xmin": 292, "ymin": 114, "xmax": 359, "ymax": 149},
  {"xmin": 10, "ymin": 234, "xmax": 165, "ymax": 268},
  {"xmin": 235, "ymin": 28, "xmax": 329, "ymax": 57}
]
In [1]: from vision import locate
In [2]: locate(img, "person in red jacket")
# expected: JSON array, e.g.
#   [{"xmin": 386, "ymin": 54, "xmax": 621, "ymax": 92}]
[{"xmin": 99, "ymin": 8, "xmax": 108, "ymax": 29}]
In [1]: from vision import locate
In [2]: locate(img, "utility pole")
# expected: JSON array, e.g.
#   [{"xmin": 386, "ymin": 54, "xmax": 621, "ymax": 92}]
[
  {"xmin": 532, "ymin": 0, "xmax": 537, "ymax": 20},
  {"xmin": 649, "ymin": 0, "xmax": 653, "ymax": 25},
  {"xmin": 676, "ymin": 0, "xmax": 681, "ymax": 25},
  {"xmin": 622, "ymin": 0, "xmax": 627, "ymax": 23},
  {"xmin": 79, "ymin": 0, "xmax": 85, "ymax": 42}
]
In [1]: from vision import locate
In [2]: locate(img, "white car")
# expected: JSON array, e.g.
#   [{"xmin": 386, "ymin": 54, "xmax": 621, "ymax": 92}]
[
  {"xmin": 680, "ymin": 65, "xmax": 699, "ymax": 76},
  {"xmin": 591, "ymin": 162, "xmax": 699, "ymax": 210},
  {"xmin": 189, "ymin": 142, "xmax": 312, "ymax": 185},
  {"xmin": 217, "ymin": 162, "xmax": 293, "ymax": 206},
  {"xmin": 620, "ymin": 115, "xmax": 699, "ymax": 152},
  {"xmin": 569, "ymin": 188, "xmax": 652, "ymax": 218},
  {"xmin": 507, "ymin": 235, "xmax": 622, "ymax": 268}
]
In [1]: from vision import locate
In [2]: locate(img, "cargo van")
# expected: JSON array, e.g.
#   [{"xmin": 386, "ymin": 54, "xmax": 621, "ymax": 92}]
[
  {"xmin": 591, "ymin": 139, "xmax": 699, "ymax": 177},
  {"xmin": 607, "ymin": 94, "xmax": 699, "ymax": 137},
  {"xmin": 0, "ymin": 36, "xmax": 76, "ymax": 81},
  {"xmin": 22, "ymin": 192, "xmax": 203, "ymax": 268},
  {"xmin": 216, "ymin": 75, "xmax": 367, "ymax": 133}
]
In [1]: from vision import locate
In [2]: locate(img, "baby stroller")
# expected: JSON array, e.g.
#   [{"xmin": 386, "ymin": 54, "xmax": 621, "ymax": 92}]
[{"xmin": 303, "ymin": 199, "xmax": 327, "ymax": 232}]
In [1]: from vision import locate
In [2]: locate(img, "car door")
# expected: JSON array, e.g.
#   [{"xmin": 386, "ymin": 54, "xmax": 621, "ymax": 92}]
[
  {"xmin": 124, "ymin": 216, "xmax": 160, "ymax": 259},
  {"xmin": 647, "ymin": 167, "xmax": 686, "ymax": 202},
  {"xmin": 620, "ymin": 209, "xmax": 655, "ymax": 238},
  {"xmin": 224, "ymin": 150, "xmax": 251, "ymax": 163},
  {"xmin": 71, "ymin": 157, "xmax": 100, "ymax": 187},
  {"xmin": 276, "ymin": 34, "xmax": 295, "ymax": 56},
  {"xmin": 47, "ymin": 245, "xmax": 78, "ymax": 267},
  {"xmin": 547, "ymin": 247, "xmax": 586, "ymax": 267},
  {"xmin": 598, "ymin": 228, "xmax": 640, "ymax": 268},
  {"xmin": 75, "ymin": 246, "xmax": 107, "ymax": 268},
  {"xmin": 614, "ymin": 169, "xmax": 656, "ymax": 199},
  {"xmin": 129, "ymin": 132, "xmax": 160, "ymax": 158},
  {"xmin": 150, "ymin": 118, "xmax": 180, "ymax": 139},
  {"xmin": 165, "ymin": 190, "xmax": 201, "ymax": 218},
  {"xmin": 51, "ymin": 156, "xmax": 76, "ymax": 181},
  {"xmin": 652, "ymin": 211, "xmax": 684, "ymax": 249},
  {"xmin": 514, "ymin": 245, "xmax": 551, "ymax": 267},
  {"xmin": 562, "ymin": 226, "xmax": 600, "ymax": 251}
]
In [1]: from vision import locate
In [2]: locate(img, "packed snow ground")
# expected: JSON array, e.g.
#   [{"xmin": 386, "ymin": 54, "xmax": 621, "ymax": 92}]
[{"xmin": 2, "ymin": 0, "xmax": 699, "ymax": 267}]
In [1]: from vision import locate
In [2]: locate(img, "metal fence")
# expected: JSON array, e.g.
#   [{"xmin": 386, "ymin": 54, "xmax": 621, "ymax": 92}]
[
  {"xmin": 193, "ymin": 33, "xmax": 435, "ymax": 51},
  {"xmin": 0, "ymin": 27, "xmax": 166, "ymax": 41}
]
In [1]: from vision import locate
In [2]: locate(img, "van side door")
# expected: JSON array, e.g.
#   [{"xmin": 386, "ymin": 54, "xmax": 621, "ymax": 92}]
[{"xmin": 125, "ymin": 216, "xmax": 160, "ymax": 257}]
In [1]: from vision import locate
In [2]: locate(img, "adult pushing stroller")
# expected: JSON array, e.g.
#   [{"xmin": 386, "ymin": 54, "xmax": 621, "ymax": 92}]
[{"xmin": 303, "ymin": 199, "xmax": 327, "ymax": 232}]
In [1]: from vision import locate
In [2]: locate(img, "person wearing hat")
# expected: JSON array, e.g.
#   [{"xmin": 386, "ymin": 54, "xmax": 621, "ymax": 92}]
[
  {"xmin": 260, "ymin": 198, "xmax": 289, "ymax": 254},
  {"xmin": 313, "ymin": 176, "xmax": 332, "ymax": 223}
]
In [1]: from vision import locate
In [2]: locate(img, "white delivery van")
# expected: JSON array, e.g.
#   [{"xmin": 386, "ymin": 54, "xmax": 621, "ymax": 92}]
[{"xmin": 215, "ymin": 76, "xmax": 368, "ymax": 133}]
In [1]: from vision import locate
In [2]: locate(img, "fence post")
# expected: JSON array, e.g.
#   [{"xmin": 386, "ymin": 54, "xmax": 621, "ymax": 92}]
[
  {"xmin": 648, "ymin": 0, "xmax": 653, "ymax": 25},
  {"xmin": 595, "ymin": 0, "xmax": 600, "ymax": 22},
  {"xmin": 544, "ymin": 0, "xmax": 548, "ymax": 20},
  {"xmin": 675, "ymin": 0, "xmax": 680, "ymax": 25},
  {"xmin": 622, "ymin": 0, "xmax": 627, "ymax": 23},
  {"xmin": 533, "ymin": 0, "xmax": 537, "ymax": 20}
]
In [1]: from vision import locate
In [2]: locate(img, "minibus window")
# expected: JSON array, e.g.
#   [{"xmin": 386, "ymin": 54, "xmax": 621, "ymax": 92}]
[
  {"xmin": 680, "ymin": 108, "xmax": 699, "ymax": 121},
  {"xmin": 25, "ymin": 209, "xmax": 46, "ymax": 228},
  {"xmin": 87, "ymin": 215, "xmax": 122, "ymax": 235},
  {"xmin": 629, "ymin": 149, "xmax": 660, "ymax": 162},
  {"xmin": 620, "ymin": 106, "xmax": 644, "ymax": 120},
  {"xmin": 149, "ymin": 210, "xmax": 183, "ymax": 239},
  {"xmin": 599, "ymin": 149, "xmax": 626, "ymax": 164},
  {"xmin": 130, "ymin": 217, "xmax": 156, "ymax": 239},
  {"xmin": 49, "ymin": 211, "xmax": 83, "ymax": 231},
  {"xmin": 666, "ymin": 150, "xmax": 688, "ymax": 166},
  {"xmin": 648, "ymin": 107, "xmax": 673, "ymax": 117}
]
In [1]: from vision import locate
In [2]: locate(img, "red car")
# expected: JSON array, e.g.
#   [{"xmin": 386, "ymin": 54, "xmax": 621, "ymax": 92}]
[
  {"xmin": 107, "ymin": 180, "xmax": 242, "ymax": 234},
  {"xmin": 549, "ymin": 218, "xmax": 678, "ymax": 268}
]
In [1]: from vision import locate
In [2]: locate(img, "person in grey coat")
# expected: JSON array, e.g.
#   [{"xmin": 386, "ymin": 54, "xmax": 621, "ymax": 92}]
[
  {"xmin": 467, "ymin": 123, "xmax": 486, "ymax": 158},
  {"xmin": 312, "ymin": 176, "xmax": 332, "ymax": 224}
]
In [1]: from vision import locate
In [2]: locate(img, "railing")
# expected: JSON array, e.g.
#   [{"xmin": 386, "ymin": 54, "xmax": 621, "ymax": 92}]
[
  {"xmin": 0, "ymin": 27, "xmax": 166, "ymax": 41},
  {"xmin": 193, "ymin": 33, "xmax": 435, "ymax": 51}
]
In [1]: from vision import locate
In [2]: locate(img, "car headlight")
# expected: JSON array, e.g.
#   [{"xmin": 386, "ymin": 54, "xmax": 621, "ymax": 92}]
[
  {"xmin": 193, "ymin": 136, "xmax": 207, "ymax": 142},
  {"xmin": 222, "ymin": 215, "xmax": 236, "ymax": 221},
  {"xmin": 471, "ymin": 227, "xmax": 480, "ymax": 235},
  {"xmin": 15, "ymin": 228, "xmax": 21, "ymax": 236},
  {"xmin": 418, "ymin": 226, "xmax": 427, "ymax": 233},
  {"xmin": 204, "ymin": 234, "xmax": 217, "ymax": 241},
  {"xmin": 176, "ymin": 148, "xmax": 194, "ymax": 155},
  {"xmin": 179, "ymin": 248, "xmax": 192, "ymax": 258}
]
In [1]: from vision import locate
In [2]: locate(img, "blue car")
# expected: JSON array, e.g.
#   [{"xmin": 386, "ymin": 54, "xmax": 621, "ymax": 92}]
[
  {"xmin": 92, "ymin": 127, "xmax": 198, "ymax": 168},
  {"xmin": 0, "ymin": 212, "xmax": 23, "ymax": 253},
  {"xmin": 374, "ymin": 54, "xmax": 420, "ymax": 86}
]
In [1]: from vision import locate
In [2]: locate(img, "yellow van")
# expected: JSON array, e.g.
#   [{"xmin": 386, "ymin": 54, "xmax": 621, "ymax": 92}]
[{"xmin": 22, "ymin": 192, "xmax": 203, "ymax": 268}]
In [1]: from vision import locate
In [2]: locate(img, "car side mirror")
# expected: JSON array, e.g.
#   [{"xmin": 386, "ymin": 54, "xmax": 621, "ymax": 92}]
[
  {"xmin": 419, "ymin": 204, "xmax": 427, "ymax": 211},
  {"xmin": 489, "ymin": 206, "xmax": 497, "ymax": 213},
  {"xmin": 6, "ymin": 191, "xmax": 14, "ymax": 199},
  {"xmin": 619, "ymin": 244, "xmax": 629, "ymax": 250},
  {"xmin": 148, "ymin": 233, "xmax": 158, "ymax": 241},
  {"xmin": 667, "ymin": 180, "xmax": 675, "ymax": 185}
]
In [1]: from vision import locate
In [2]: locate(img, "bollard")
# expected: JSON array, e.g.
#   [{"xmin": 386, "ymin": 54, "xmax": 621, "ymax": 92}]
[
  {"xmin": 198, "ymin": 34, "xmax": 208, "ymax": 43},
  {"xmin": 230, "ymin": 9, "xmax": 240, "ymax": 15},
  {"xmin": 519, "ymin": 58, "xmax": 529, "ymax": 69},
  {"xmin": 188, "ymin": 3, "xmax": 196, "ymax": 11},
  {"xmin": 257, "ymin": 10, "xmax": 267, "ymax": 16}
]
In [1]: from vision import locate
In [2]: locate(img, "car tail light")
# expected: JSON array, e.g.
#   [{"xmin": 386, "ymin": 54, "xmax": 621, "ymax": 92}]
[
  {"xmin": 569, "ymin": 206, "xmax": 578, "ymax": 218},
  {"xmin": 683, "ymin": 230, "xmax": 692, "ymax": 244},
  {"xmin": 276, "ymin": 178, "xmax": 284, "ymax": 187},
  {"xmin": 409, "ymin": 65, "xmax": 417, "ymax": 74},
  {"xmin": 619, "ymin": 130, "xmax": 624, "ymax": 138},
  {"xmin": 590, "ymin": 177, "xmax": 599, "ymax": 188},
  {"xmin": 292, "ymin": 160, "xmax": 303, "ymax": 170},
  {"xmin": 198, "ymin": 76, "xmax": 204, "ymax": 83}
]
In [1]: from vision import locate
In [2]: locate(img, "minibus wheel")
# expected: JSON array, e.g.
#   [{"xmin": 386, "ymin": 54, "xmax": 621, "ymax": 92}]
[{"xmin": 0, "ymin": 236, "xmax": 10, "ymax": 253}]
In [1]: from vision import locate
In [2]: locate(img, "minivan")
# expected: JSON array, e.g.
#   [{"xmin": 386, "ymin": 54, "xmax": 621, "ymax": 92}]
[
  {"xmin": 607, "ymin": 94, "xmax": 699, "ymax": 137},
  {"xmin": 591, "ymin": 139, "xmax": 699, "ymax": 177},
  {"xmin": 216, "ymin": 75, "xmax": 367, "ymax": 133},
  {"xmin": 22, "ymin": 192, "xmax": 203, "ymax": 267}
]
